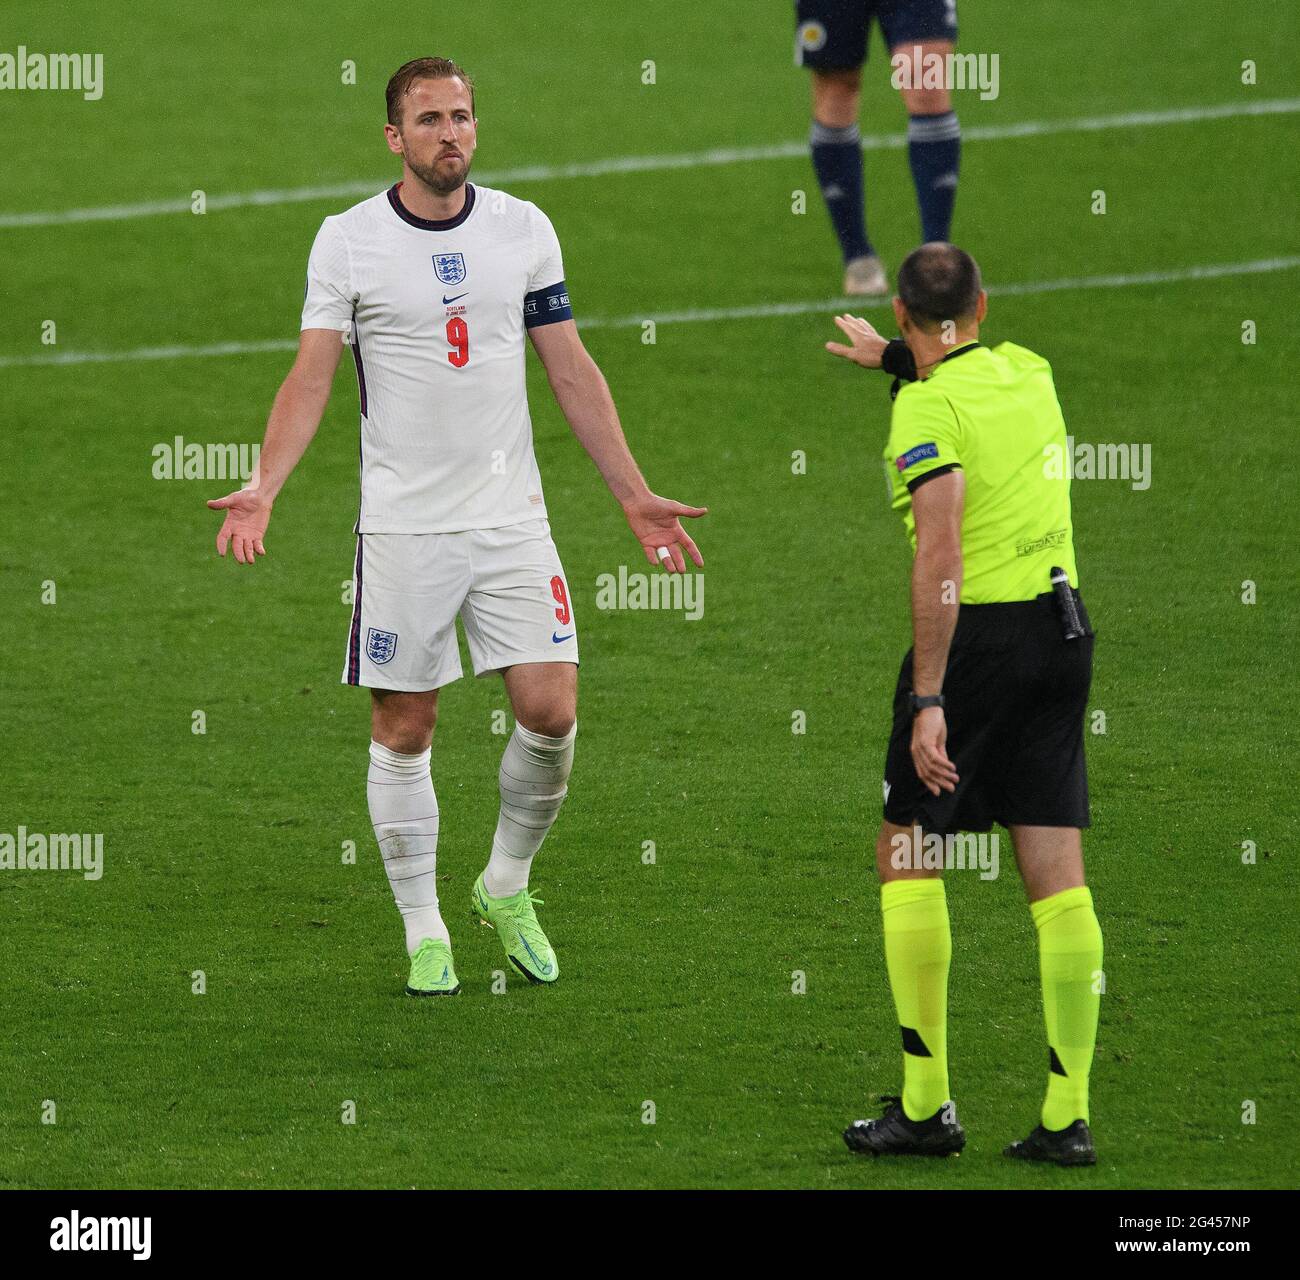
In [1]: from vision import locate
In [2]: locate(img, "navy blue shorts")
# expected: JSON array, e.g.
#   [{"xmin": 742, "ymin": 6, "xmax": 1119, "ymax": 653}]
[{"xmin": 795, "ymin": 0, "xmax": 958, "ymax": 70}]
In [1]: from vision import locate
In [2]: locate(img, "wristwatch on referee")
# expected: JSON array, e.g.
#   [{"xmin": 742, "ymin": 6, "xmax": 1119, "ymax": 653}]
[{"xmin": 909, "ymin": 692, "xmax": 946, "ymax": 716}]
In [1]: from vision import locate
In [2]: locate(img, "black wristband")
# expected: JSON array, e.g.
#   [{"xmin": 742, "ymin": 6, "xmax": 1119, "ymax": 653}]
[
  {"xmin": 881, "ymin": 339, "xmax": 918, "ymax": 382},
  {"xmin": 909, "ymin": 692, "xmax": 945, "ymax": 715}
]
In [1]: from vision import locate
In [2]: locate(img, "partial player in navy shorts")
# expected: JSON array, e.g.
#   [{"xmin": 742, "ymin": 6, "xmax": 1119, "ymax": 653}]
[
  {"xmin": 793, "ymin": 0, "xmax": 962, "ymax": 293},
  {"xmin": 795, "ymin": 0, "xmax": 958, "ymax": 71}
]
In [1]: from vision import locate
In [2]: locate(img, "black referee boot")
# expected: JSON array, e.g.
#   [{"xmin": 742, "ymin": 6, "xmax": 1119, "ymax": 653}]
[
  {"xmin": 843, "ymin": 1095, "xmax": 966, "ymax": 1157},
  {"xmin": 1004, "ymin": 1119, "xmax": 1096, "ymax": 1166}
]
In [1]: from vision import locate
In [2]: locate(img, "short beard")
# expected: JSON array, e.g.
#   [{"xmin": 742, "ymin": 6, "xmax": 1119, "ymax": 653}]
[{"xmin": 406, "ymin": 151, "xmax": 471, "ymax": 197}]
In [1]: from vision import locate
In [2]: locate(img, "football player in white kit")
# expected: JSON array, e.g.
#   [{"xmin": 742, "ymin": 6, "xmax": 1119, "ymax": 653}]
[{"xmin": 208, "ymin": 58, "xmax": 707, "ymax": 996}]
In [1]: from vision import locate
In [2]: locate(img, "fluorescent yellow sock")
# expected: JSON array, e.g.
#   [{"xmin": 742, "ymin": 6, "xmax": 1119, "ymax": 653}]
[
  {"xmin": 880, "ymin": 878, "xmax": 951, "ymax": 1121},
  {"xmin": 1031, "ymin": 886, "xmax": 1103, "ymax": 1130}
]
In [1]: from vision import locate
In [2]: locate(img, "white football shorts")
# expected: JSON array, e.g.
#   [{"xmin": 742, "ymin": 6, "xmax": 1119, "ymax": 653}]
[{"xmin": 342, "ymin": 518, "xmax": 579, "ymax": 691}]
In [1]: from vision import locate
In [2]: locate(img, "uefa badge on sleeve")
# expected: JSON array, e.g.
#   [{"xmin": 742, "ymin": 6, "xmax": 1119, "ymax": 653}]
[
  {"xmin": 432, "ymin": 253, "xmax": 466, "ymax": 286},
  {"xmin": 366, "ymin": 628, "xmax": 398, "ymax": 665}
]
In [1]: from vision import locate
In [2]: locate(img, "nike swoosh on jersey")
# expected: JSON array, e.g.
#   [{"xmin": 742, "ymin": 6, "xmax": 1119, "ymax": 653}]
[{"xmin": 442, "ymin": 292, "xmax": 468, "ymax": 304}]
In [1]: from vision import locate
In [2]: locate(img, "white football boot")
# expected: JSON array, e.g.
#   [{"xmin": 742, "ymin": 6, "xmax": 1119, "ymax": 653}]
[{"xmin": 843, "ymin": 254, "xmax": 889, "ymax": 297}]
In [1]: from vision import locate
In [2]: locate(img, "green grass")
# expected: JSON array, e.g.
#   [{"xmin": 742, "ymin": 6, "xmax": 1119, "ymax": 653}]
[{"xmin": 0, "ymin": 0, "xmax": 1297, "ymax": 1188}]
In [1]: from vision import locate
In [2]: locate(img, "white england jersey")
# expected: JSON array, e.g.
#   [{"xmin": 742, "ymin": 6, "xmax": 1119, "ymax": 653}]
[{"xmin": 301, "ymin": 182, "xmax": 573, "ymax": 533}]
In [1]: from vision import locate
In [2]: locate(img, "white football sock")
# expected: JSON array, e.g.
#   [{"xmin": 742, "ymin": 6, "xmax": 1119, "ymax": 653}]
[
  {"xmin": 483, "ymin": 722, "xmax": 576, "ymax": 898},
  {"xmin": 367, "ymin": 740, "xmax": 448, "ymax": 955}
]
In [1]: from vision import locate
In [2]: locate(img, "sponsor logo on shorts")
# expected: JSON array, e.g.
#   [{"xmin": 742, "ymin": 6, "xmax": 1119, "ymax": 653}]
[
  {"xmin": 552, "ymin": 631, "xmax": 574, "ymax": 644},
  {"xmin": 432, "ymin": 252, "xmax": 466, "ymax": 285},
  {"xmin": 798, "ymin": 21, "xmax": 828, "ymax": 52},
  {"xmin": 896, "ymin": 442, "xmax": 940, "ymax": 471},
  {"xmin": 366, "ymin": 627, "xmax": 398, "ymax": 665}
]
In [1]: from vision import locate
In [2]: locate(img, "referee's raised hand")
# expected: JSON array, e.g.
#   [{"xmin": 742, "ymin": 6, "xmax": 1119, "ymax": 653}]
[
  {"xmin": 910, "ymin": 705, "xmax": 959, "ymax": 796},
  {"xmin": 825, "ymin": 313, "xmax": 889, "ymax": 368}
]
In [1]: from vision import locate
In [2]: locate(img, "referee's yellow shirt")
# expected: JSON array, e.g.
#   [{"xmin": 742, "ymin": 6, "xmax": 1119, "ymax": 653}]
[{"xmin": 884, "ymin": 341, "xmax": 1079, "ymax": 604}]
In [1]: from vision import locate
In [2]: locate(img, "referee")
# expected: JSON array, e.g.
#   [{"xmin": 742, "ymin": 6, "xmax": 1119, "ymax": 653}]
[{"xmin": 825, "ymin": 243, "xmax": 1104, "ymax": 1166}]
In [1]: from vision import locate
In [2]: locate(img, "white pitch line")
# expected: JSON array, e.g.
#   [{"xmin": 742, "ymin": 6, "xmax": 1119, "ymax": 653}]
[
  {"xmin": 2, "ymin": 338, "xmax": 301, "ymax": 368},
  {"xmin": 2, "ymin": 257, "xmax": 1296, "ymax": 371},
  {"xmin": 598, "ymin": 255, "xmax": 1300, "ymax": 326},
  {"xmin": 1, "ymin": 97, "xmax": 1296, "ymax": 230}
]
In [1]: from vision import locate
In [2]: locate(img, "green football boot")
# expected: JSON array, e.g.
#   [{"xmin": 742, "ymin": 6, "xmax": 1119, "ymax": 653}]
[
  {"xmin": 471, "ymin": 873, "xmax": 559, "ymax": 984},
  {"xmin": 405, "ymin": 938, "xmax": 461, "ymax": 997}
]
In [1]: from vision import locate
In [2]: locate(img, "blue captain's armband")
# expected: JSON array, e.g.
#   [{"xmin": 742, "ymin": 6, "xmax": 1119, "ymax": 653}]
[{"xmin": 524, "ymin": 280, "xmax": 573, "ymax": 329}]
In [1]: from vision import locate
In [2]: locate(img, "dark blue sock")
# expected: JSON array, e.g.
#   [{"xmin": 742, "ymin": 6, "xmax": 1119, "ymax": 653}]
[
  {"xmin": 907, "ymin": 111, "xmax": 961, "ymax": 243},
  {"xmin": 810, "ymin": 120, "xmax": 871, "ymax": 262}
]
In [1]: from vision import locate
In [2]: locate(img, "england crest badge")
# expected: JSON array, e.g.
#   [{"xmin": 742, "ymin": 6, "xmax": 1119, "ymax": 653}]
[
  {"xmin": 432, "ymin": 252, "xmax": 466, "ymax": 286},
  {"xmin": 366, "ymin": 627, "xmax": 398, "ymax": 665}
]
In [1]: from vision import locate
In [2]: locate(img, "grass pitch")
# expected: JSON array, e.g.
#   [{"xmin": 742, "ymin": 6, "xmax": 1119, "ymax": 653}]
[{"xmin": 0, "ymin": 0, "xmax": 1297, "ymax": 1189}]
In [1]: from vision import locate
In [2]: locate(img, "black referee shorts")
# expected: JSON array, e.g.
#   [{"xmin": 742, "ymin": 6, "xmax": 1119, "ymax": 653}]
[{"xmin": 882, "ymin": 591, "xmax": 1094, "ymax": 835}]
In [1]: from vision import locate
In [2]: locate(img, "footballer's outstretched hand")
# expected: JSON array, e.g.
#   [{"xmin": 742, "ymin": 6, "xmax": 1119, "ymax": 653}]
[
  {"xmin": 622, "ymin": 492, "xmax": 707, "ymax": 575},
  {"xmin": 825, "ymin": 313, "xmax": 889, "ymax": 369},
  {"xmin": 207, "ymin": 488, "xmax": 272, "ymax": 565}
]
